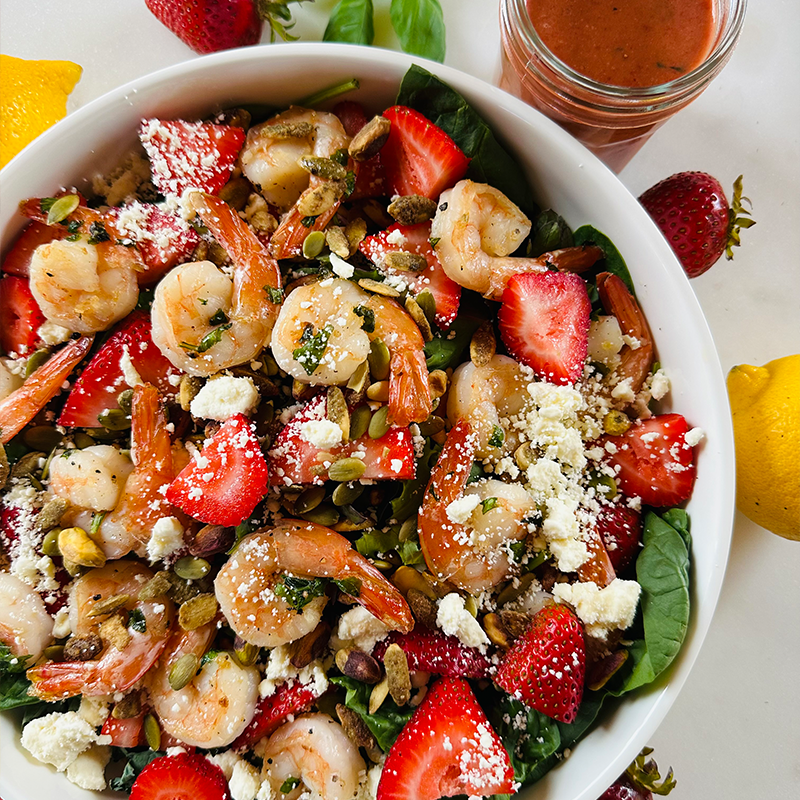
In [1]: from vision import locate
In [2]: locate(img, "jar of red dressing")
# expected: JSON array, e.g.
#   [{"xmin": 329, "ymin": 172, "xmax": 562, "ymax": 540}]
[{"xmin": 499, "ymin": 0, "xmax": 747, "ymax": 172}]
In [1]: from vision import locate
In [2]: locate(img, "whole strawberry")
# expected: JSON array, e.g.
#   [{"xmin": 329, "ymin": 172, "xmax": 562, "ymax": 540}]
[
  {"xmin": 639, "ymin": 172, "xmax": 754, "ymax": 277},
  {"xmin": 599, "ymin": 747, "xmax": 677, "ymax": 800}
]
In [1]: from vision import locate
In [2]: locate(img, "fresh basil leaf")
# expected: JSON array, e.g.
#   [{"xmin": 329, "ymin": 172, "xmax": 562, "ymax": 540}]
[
  {"xmin": 324, "ymin": 0, "xmax": 375, "ymax": 46},
  {"xmin": 0, "ymin": 643, "xmax": 29, "ymax": 674},
  {"xmin": 396, "ymin": 65, "xmax": 537, "ymax": 218},
  {"xmin": 390, "ymin": 0, "xmax": 446, "ymax": 62},
  {"xmin": 527, "ymin": 209, "xmax": 574, "ymax": 257},
  {"xmin": 573, "ymin": 225, "xmax": 636, "ymax": 297},
  {"xmin": 331, "ymin": 675, "xmax": 414, "ymax": 751},
  {"xmin": 354, "ymin": 304, "xmax": 375, "ymax": 333},
  {"xmin": 110, "ymin": 749, "xmax": 166, "ymax": 793}
]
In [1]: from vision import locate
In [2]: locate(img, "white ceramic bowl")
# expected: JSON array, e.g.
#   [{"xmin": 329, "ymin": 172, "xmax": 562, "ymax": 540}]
[{"xmin": 0, "ymin": 43, "xmax": 734, "ymax": 800}]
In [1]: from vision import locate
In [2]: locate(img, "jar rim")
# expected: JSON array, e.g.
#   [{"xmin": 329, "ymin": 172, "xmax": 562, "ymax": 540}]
[{"xmin": 501, "ymin": 0, "xmax": 748, "ymax": 101}]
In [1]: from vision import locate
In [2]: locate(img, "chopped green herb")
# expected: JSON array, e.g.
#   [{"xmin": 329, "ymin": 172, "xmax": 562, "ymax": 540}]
[
  {"xmin": 65, "ymin": 219, "xmax": 82, "ymax": 235},
  {"xmin": 280, "ymin": 777, "xmax": 301, "ymax": 793},
  {"xmin": 467, "ymin": 462, "xmax": 486, "ymax": 484},
  {"xmin": 87, "ymin": 221, "xmax": 110, "ymax": 245},
  {"xmin": 180, "ymin": 323, "xmax": 232, "ymax": 354},
  {"xmin": 200, "ymin": 649, "xmax": 222, "ymax": 667},
  {"xmin": 292, "ymin": 323, "xmax": 334, "ymax": 375},
  {"xmin": 481, "ymin": 497, "xmax": 499, "ymax": 514},
  {"xmin": 39, "ymin": 197, "xmax": 57, "ymax": 213},
  {"xmin": 331, "ymin": 148, "xmax": 349, "ymax": 166},
  {"xmin": 128, "ymin": 608, "xmax": 147, "ymax": 633},
  {"xmin": 89, "ymin": 512, "xmax": 106, "ymax": 536},
  {"xmin": 301, "ymin": 215, "xmax": 319, "ymax": 227},
  {"xmin": 488, "ymin": 425, "xmax": 505, "ymax": 447},
  {"xmin": 334, "ymin": 577, "xmax": 362, "ymax": 597},
  {"xmin": 275, "ymin": 575, "xmax": 328, "ymax": 610},
  {"xmin": 208, "ymin": 309, "xmax": 229, "ymax": 326},
  {"xmin": 354, "ymin": 305, "xmax": 375, "ymax": 333},
  {"xmin": 344, "ymin": 170, "xmax": 356, "ymax": 196},
  {"xmin": 199, "ymin": 298, "xmax": 208, "ymax": 305},
  {"xmin": 429, "ymin": 236, "xmax": 440, "ymax": 247},
  {"xmin": 264, "ymin": 286, "xmax": 284, "ymax": 305}
]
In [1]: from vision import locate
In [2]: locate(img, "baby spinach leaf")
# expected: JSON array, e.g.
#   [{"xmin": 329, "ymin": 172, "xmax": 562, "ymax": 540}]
[
  {"xmin": 390, "ymin": 0, "xmax": 446, "ymax": 62},
  {"xmin": 0, "ymin": 645, "xmax": 39, "ymax": 710},
  {"xmin": 331, "ymin": 675, "xmax": 414, "ymax": 750},
  {"xmin": 527, "ymin": 209, "xmax": 574, "ymax": 257},
  {"xmin": 390, "ymin": 436, "xmax": 441, "ymax": 521},
  {"xmin": 110, "ymin": 749, "xmax": 166, "ymax": 793},
  {"xmin": 424, "ymin": 291, "xmax": 488, "ymax": 371},
  {"xmin": 323, "ymin": 0, "xmax": 375, "ymax": 46},
  {"xmin": 573, "ymin": 225, "xmax": 636, "ymax": 297},
  {"xmin": 396, "ymin": 65, "xmax": 537, "ymax": 218}
]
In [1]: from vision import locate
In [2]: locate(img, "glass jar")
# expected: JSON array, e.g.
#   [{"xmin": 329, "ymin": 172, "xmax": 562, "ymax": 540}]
[{"xmin": 499, "ymin": 0, "xmax": 747, "ymax": 172}]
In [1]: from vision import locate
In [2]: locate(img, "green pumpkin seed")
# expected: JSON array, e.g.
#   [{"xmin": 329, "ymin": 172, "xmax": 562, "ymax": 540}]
[
  {"xmin": 603, "ymin": 410, "xmax": 631, "ymax": 436},
  {"xmin": 97, "ymin": 408, "xmax": 132, "ymax": 431},
  {"xmin": 358, "ymin": 278, "xmax": 401, "ymax": 299},
  {"xmin": 398, "ymin": 516, "xmax": 417, "ymax": 542},
  {"xmin": 302, "ymin": 229, "xmax": 326, "ymax": 259},
  {"xmin": 326, "ymin": 386, "xmax": 350, "ymax": 441},
  {"xmin": 25, "ymin": 349, "xmax": 51, "ymax": 378},
  {"xmin": 41, "ymin": 528, "xmax": 62, "ymax": 558},
  {"xmin": 261, "ymin": 352, "xmax": 280, "ymax": 377},
  {"xmin": 514, "ymin": 442, "xmax": 534, "ymax": 470},
  {"xmin": 144, "ymin": 714, "xmax": 161, "ymax": 750},
  {"xmin": 464, "ymin": 595, "xmax": 479, "ymax": 618},
  {"xmin": 332, "ymin": 482, "xmax": 364, "ymax": 507},
  {"xmin": 72, "ymin": 432, "xmax": 96, "ymax": 449},
  {"xmin": 295, "ymin": 485, "xmax": 325, "ymax": 515},
  {"xmin": 368, "ymin": 406, "xmax": 390, "ymax": 440},
  {"xmin": 178, "ymin": 593, "xmax": 218, "ymax": 631},
  {"xmin": 346, "ymin": 361, "xmax": 370, "ymax": 395},
  {"xmin": 179, "ymin": 375, "xmax": 202, "ymax": 412},
  {"xmin": 87, "ymin": 594, "xmax": 131, "ymax": 618},
  {"xmin": 46, "ymin": 194, "xmax": 79, "ymax": 225},
  {"xmin": 300, "ymin": 503, "xmax": 339, "ymax": 527},
  {"xmin": 328, "ymin": 458, "xmax": 366, "ymax": 483},
  {"xmin": 349, "ymin": 404, "xmax": 371, "ymax": 441},
  {"xmin": 22, "ymin": 426, "xmax": 63, "ymax": 453},
  {"xmin": 117, "ymin": 389, "xmax": 134, "ymax": 414},
  {"xmin": 42, "ymin": 645, "xmax": 65, "ymax": 662},
  {"xmin": 368, "ymin": 339, "xmax": 390, "ymax": 381},
  {"xmin": 588, "ymin": 471, "xmax": 618, "ymax": 499},
  {"xmin": 84, "ymin": 427, "xmax": 124, "ymax": 441},
  {"xmin": 173, "ymin": 556, "xmax": 211, "ymax": 581},
  {"xmin": 233, "ymin": 642, "xmax": 259, "ymax": 667},
  {"xmin": 111, "ymin": 692, "xmax": 141, "ymax": 719},
  {"xmin": 414, "ymin": 290, "xmax": 436, "ymax": 325},
  {"xmin": 168, "ymin": 653, "xmax": 200, "ymax": 691}
]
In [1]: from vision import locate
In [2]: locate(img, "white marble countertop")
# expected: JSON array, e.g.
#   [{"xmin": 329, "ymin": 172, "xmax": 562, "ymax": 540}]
[{"xmin": 2, "ymin": 1, "xmax": 799, "ymax": 798}]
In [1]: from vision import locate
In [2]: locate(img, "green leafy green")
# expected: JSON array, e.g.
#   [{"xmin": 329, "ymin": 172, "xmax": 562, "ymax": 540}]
[
  {"xmin": 573, "ymin": 225, "xmax": 636, "ymax": 296},
  {"xmin": 264, "ymin": 285, "xmax": 284, "ymax": 305},
  {"xmin": 275, "ymin": 575, "xmax": 328, "ymax": 610},
  {"xmin": 324, "ymin": 0, "xmax": 375, "ymax": 45},
  {"xmin": 128, "ymin": 608, "xmax": 147, "ymax": 633},
  {"xmin": 390, "ymin": 437, "xmax": 441, "ymax": 521},
  {"xmin": 527, "ymin": 209, "xmax": 574, "ymax": 257},
  {"xmin": 354, "ymin": 528, "xmax": 425, "ymax": 567},
  {"xmin": 292, "ymin": 323, "xmax": 334, "ymax": 375},
  {"xmin": 424, "ymin": 291, "xmax": 488, "ymax": 371},
  {"xmin": 331, "ymin": 675, "xmax": 414, "ymax": 751},
  {"xmin": 0, "ymin": 645, "xmax": 39, "ymax": 711},
  {"xmin": 481, "ymin": 497, "xmax": 499, "ymax": 514},
  {"xmin": 281, "ymin": 777, "xmax": 302, "ymax": 793},
  {"xmin": 333, "ymin": 577, "xmax": 362, "ymax": 597},
  {"xmin": 397, "ymin": 65, "xmax": 537, "ymax": 217},
  {"xmin": 109, "ymin": 749, "xmax": 166, "ymax": 793},
  {"xmin": 180, "ymin": 322, "xmax": 232, "ymax": 354},
  {"xmin": 390, "ymin": 0, "xmax": 446, "ymax": 62},
  {"xmin": 354, "ymin": 304, "xmax": 376, "ymax": 333},
  {"xmin": 488, "ymin": 424, "xmax": 505, "ymax": 448}
]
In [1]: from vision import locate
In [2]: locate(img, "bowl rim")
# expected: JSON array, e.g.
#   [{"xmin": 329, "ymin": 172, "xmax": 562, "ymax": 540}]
[{"xmin": 0, "ymin": 41, "xmax": 735, "ymax": 800}]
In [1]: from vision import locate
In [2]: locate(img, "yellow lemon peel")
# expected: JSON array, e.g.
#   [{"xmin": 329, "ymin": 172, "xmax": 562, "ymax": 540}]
[
  {"xmin": 0, "ymin": 54, "xmax": 82, "ymax": 168},
  {"xmin": 727, "ymin": 354, "xmax": 800, "ymax": 540}
]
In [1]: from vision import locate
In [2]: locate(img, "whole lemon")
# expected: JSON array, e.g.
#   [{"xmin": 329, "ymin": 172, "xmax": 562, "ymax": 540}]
[
  {"xmin": 727, "ymin": 355, "xmax": 800, "ymax": 540},
  {"xmin": 0, "ymin": 54, "xmax": 82, "ymax": 168}
]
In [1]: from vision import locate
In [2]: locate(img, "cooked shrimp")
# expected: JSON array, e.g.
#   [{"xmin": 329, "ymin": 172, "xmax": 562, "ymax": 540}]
[
  {"xmin": 447, "ymin": 354, "xmax": 531, "ymax": 458},
  {"xmin": 29, "ymin": 239, "xmax": 139, "ymax": 333},
  {"xmin": 151, "ymin": 192, "xmax": 282, "ymax": 376},
  {"xmin": 271, "ymin": 278, "xmax": 431, "ymax": 426},
  {"xmin": 260, "ymin": 714, "xmax": 365, "ymax": 800},
  {"xmin": 419, "ymin": 419, "xmax": 535, "ymax": 594},
  {"xmin": 597, "ymin": 272, "xmax": 654, "ymax": 395},
  {"xmin": 215, "ymin": 519, "xmax": 413, "ymax": 647},
  {"xmin": 431, "ymin": 180, "xmax": 603, "ymax": 300},
  {"xmin": 145, "ymin": 623, "xmax": 259, "ymax": 748},
  {"xmin": 0, "ymin": 336, "xmax": 93, "ymax": 445},
  {"xmin": 0, "ymin": 572, "xmax": 54, "ymax": 660},
  {"xmin": 27, "ymin": 560, "xmax": 174, "ymax": 700},
  {"xmin": 49, "ymin": 445, "xmax": 134, "ymax": 513},
  {"xmin": 95, "ymin": 384, "xmax": 178, "ymax": 560}
]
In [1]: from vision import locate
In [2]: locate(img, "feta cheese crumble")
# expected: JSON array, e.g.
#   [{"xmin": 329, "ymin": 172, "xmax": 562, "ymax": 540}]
[
  {"xmin": 437, "ymin": 593, "xmax": 490, "ymax": 651},
  {"xmin": 300, "ymin": 419, "xmax": 344, "ymax": 449},
  {"xmin": 190, "ymin": 375, "xmax": 260, "ymax": 421}
]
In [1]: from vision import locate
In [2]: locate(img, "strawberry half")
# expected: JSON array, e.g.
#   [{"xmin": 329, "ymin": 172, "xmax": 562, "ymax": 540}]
[
  {"xmin": 639, "ymin": 172, "xmax": 754, "ymax": 278},
  {"xmin": 377, "ymin": 677, "xmax": 515, "ymax": 800},
  {"xmin": 373, "ymin": 626, "xmax": 492, "ymax": 679},
  {"xmin": 100, "ymin": 711, "xmax": 146, "ymax": 748},
  {"xmin": 268, "ymin": 393, "xmax": 415, "ymax": 486},
  {"xmin": 599, "ymin": 414, "xmax": 697, "ymax": 507},
  {"xmin": 381, "ymin": 106, "xmax": 470, "ymax": 200},
  {"xmin": 130, "ymin": 752, "xmax": 230, "ymax": 800},
  {"xmin": 58, "ymin": 311, "xmax": 180, "ymax": 428},
  {"xmin": 494, "ymin": 604, "xmax": 585, "ymax": 724},
  {"xmin": 333, "ymin": 100, "xmax": 387, "ymax": 199},
  {"xmin": 0, "ymin": 220, "xmax": 61, "ymax": 278},
  {"xmin": 140, "ymin": 119, "xmax": 245, "ymax": 198},
  {"xmin": 166, "ymin": 414, "xmax": 270, "ymax": 527},
  {"xmin": 0, "ymin": 275, "xmax": 46, "ymax": 355},
  {"xmin": 498, "ymin": 270, "xmax": 591, "ymax": 384},
  {"xmin": 597, "ymin": 504, "xmax": 643, "ymax": 574},
  {"xmin": 360, "ymin": 222, "xmax": 461, "ymax": 329}
]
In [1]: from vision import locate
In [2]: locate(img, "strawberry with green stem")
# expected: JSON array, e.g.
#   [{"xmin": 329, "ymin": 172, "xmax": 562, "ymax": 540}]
[{"xmin": 599, "ymin": 747, "xmax": 677, "ymax": 800}]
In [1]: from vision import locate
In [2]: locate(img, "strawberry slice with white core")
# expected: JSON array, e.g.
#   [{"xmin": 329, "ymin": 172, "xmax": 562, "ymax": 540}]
[
  {"xmin": 130, "ymin": 752, "xmax": 230, "ymax": 800},
  {"xmin": 360, "ymin": 222, "xmax": 461, "ymax": 329},
  {"xmin": 498, "ymin": 270, "xmax": 591, "ymax": 384},
  {"xmin": 166, "ymin": 414, "xmax": 269, "ymax": 527},
  {"xmin": 139, "ymin": 119, "xmax": 245, "ymax": 198},
  {"xmin": 377, "ymin": 676, "xmax": 515, "ymax": 800},
  {"xmin": 269, "ymin": 393, "xmax": 415, "ymax": 486}
]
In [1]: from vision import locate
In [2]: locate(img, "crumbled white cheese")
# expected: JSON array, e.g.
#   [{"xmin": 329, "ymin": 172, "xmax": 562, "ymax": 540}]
[
  {"xmin": 552, "ymin": 578, "xmax": 641, "ymax": 639},
  {"xmin": 230, "ymin": 759, "xmax": 262, "ymax": 800},
  {"xmin": 53, "ymin": 606, "xmax": 72, "ymax": 639},
  {"xmin": 258, "ymin": 644, "xmax": 329, "ymax": 699},
  {"xmin": 78, "ymin": 696, "xmax": 110, "ymax": 728},
  {"xmin": 37, "ymin": 320, "xmax": 73, "ymax": 347},
  {"xmin": 330, "ymin": 252, "xmax": 355, "ymax": 279},
  {"xmin": 21, "ymin": 711, "xmax": 111, "ymax": 772},
  {"xmin": 445, "ymin": 494, "xmax": 481, "ymax": 525},
  {"xmin": 649, "ymin": 368, "xmax": 670, "ymax": 400},
  {"xmin": 190, "ymin": 375, "xmax": 260, "ymax": 420},
  {"xmin": 386, "ymin": 229, "xmax": 406, "ymax": 245},
  {"xmin": 300, "ymin": 419, "xmax": 344, "ymax": 449},
  {"xmin": 65, "ymin": 745, "xmax": 111, "ymax": 791},
  {"xmin": 119, "ymin": 345, "xmax": 144, "ymax": 388},
  {"xmin": 146, "ymin": 516, "xmax": 184, "ymax": 562},
  {"xmin": 685, "ymin": 427, "xmax": 705, "ymax": 447},
  {"xmin": 437, "ymin": 593, "xmax": 490, "ymax": 651},
  {"xmin": 336, "ymin": 606, "xmax": 391, "ymax": 652},
  {"xmin": 611, "ymin": 377, "xmax": 636, "ymax": 404},
  {"xmin": 357, "ymin": 762, "xmax": 384, "ymax": 800},
  {"xmin": 207, "ymin": 749, "xmax": 242, "ymax": 781}
]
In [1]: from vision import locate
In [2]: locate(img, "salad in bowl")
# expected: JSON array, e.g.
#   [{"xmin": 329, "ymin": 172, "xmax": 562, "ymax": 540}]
[{"xmin": 0, "ymin": 45, "xmax": 733, "ymax": 800}]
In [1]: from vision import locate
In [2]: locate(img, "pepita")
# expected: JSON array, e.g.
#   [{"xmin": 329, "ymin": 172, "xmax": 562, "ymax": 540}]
[
  {"xmin": 325, "ymin": 225, "xmax": 351, "ymax": 258},
  {"xmin": 415, "ymin": 290, "xmax": 437, "ymax": 325},
  {"xmin": 348, "ymin": 115, "xmax": 391, "ymax": 161},
  {"xmin": 588, "ymin": 471, "xmax": 618, "ymax": 499},
  {"xmin": 366, "ymin": 381, "xmax": 390, "ymax": 402},
  {"xmin": 398, "ymin": 516, "xmax": 417, "ymax": 542},
  {"xmin": 345, "ymin": 218, "xmax": 368, "ymax": 252},
  {"xmin": 404, "ymin": 296, "xmax": 433, "ymax": 342},
  {"xmin": 348, "ymin": 404, "xmax": 371, "ymax": 440},
  {"xmin": 25, "ymin": 349, "xmax": 51, "ymax": 378},
  {"xmin": 368, "ymin": 405, "xmax": 390, "ymax": 440},
  {"xmin": 168, "ymin": 653, "xmax": 200, "ymax": 691},
  {"xmin": 233, "ymin": 642, "xmax": 259, "ymax": 667},
  {"xmin": 299, "ymin": 155, "xmax": 348, "ymax": 181},
  {"xmin": 46, "ymin": 194, "xmax": 79, "ymax": 225},
  {"xmin": 386, "ymin": 194, "xmax": 438, "ymax": 226},
  {"xmin": 112, "ymin": 692, "xmax": 141, "ymax": 719},
  {"xmin": 173, "ymin": 556, "xmax": 211, "ymax": 581},
  {"xmin": 514, "ymin": 442, "xmax": 534, "ymax": 470},
  {"xmin": 143, "ymin": 713, "xmax": 161, "ymax": 751},
  {"xmin": 603, "ymin": 410, "xmax": 632, "ymax": 435},
  {"xmin": 326, "ymin": 386, "xmax": 350, "ymax": 441},
  {"xmin": 358, "ymin": 278, "xmax": 401, "ymax": 298},
  {"xmin": 328, "ymin": 458, "xmax": 367, "ymax": 483},
  {"xmin": 385, "ymin": 251, "xmax": 428, "ymax": 272},
  {"xmin": 178, "ymin": 593, "xmax": 218, "ymax": 631},
  {"xmin": 87, "ymin": 593, "xmax": 131, "ymax": 618},
  {"xmin": 346, "ymin": 360, "xmax": 370, "ymax": 396},
  {"xmin": 40, "ymin": 528, "xmax": 62, "ymax": 557},
  {"xmin": 260, "ymin": 121, "xmax": 314, "ymax": 139},
  {"xmin": 368, "ymin": 338, "xmax": 390, "ymax": 381},
  {"xmin": 300, "ymin": 503, "xmax": 340, "ymax": 527},
  {"xmin": 295, "ymin": 485, "xmax": 326, "ymax": 515},
  {"xmin": 384, "ymin": 643, "xmax": 411, "ymax": 706},
  {"xmin": 117, "ymin": 388, "xmax": 134, "ymax": 414},
  {"xmin": 179, "ymin": 375, "xmax": 202, "ymax": 412},
  {"xmin": 73, "ymin": 432, "xmax": 96, "ymax": 449},
  {"xmin": 97, "ymin": 407, "xmax": 131, "ymax": 431},
  {"xmin": 302, "ymin": 229, "xmax": 326, "ymax": 260},
  {"xmin": 296, "ymin": 181, "xmax": 345, "ymax": 217},
  {"xmin": 332, "ymin": 481, "xmax": 364, "ymax": 507}
]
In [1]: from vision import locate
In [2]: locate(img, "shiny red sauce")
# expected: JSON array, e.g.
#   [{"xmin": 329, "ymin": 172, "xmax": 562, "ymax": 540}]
[{"xmin": 527, "ymin": 0, "xmax": 717, "ymax": 87}]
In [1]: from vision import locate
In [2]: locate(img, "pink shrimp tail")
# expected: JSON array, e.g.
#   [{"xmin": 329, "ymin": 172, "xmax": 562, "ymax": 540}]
[
  {"xmin": 388, "ymin": 349, "xmax": 432, "ymax": 427},
  {"xmin": 27, "ymin": 660, "xmax": 99, "ymax": 701},
  {"xmin": 269, "ymin": 202, "xmax": 339, "ymax": 259}
]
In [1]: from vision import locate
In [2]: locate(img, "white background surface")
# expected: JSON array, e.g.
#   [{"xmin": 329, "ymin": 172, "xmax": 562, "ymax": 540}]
[{"xmin": 1, "ymin": 1, "xmax": 799, "ymax": 798}]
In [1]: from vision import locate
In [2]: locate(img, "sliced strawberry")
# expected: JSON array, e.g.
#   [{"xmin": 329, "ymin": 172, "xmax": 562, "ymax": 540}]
[
  {"xmin": 494, "ymin": 604, "xmax": 585, "ymax": 724},
  {"xmin": 0, "ymin": 275, "xmax": 46, "ymax": 355},
  {"xmin": 166, "ymin": 414, "xmax": 269, "ymax": 527},
  {"xmin": 600, "ymin": 414, "xmax": 697, "ymax": 507},
  {"xmin": 269, "ymin": 394, "xmax": 415, "ymax": 486},
  {"xmin": 139, "ymin": 119, "xmax": 245, "ymax": 198},
  {"xmin": 101, "ymin": 711, "xmax": 146, "ymax": 748},
  {"xmin": 377, "ymin": 677, "xmax": 514, "ymax": 800},
  {"xmin": 381, "ymin": 106, "xmax": 470, "ymax": 200},
  {"xmin": 0, "ymin": 221, "xmax": 61, "ymax": 278},
  {"xmin": 498, "ymin": 270, "xmax": 591, "ymax": 384},
  {"xmin": 333, "ymin": 100, "xmax": 387, "ymax": 199},
  {"xmin": 596, "ymin": 504, "xmax": 643, "ymax": 573},
  {"xmin": 373, "ymin": 626, "xmax": 491, "ymax": 678},
  {"xmin": 231, "ymin": 680, "xmax": 320, "ymax": 751},
  {"xmin": 130, "ymin": 752, "xmax": 230, "ymax": 800},
  {"xmin": 108, "ymin": 203, "xmax": 200, "ymax": 283},
  {"xmin": 360, "ymin": 222, "xmax": 461, "ymax": 329},
  {"xmin": 58, "ymin": 311, "xmax": 180, "ymax": 428}
]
